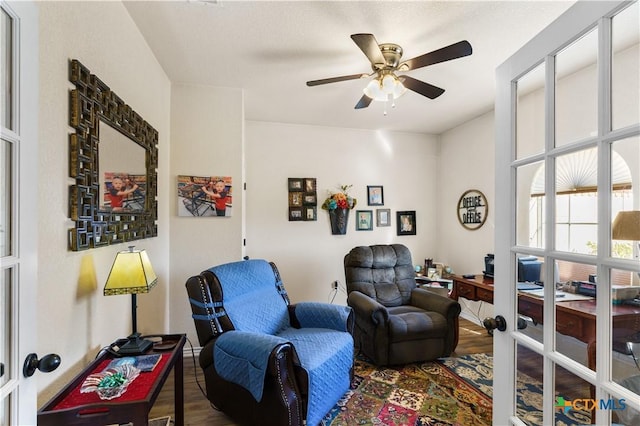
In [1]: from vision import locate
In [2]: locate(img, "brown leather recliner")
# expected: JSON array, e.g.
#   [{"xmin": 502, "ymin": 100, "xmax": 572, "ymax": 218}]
[{"xmin": 344, "ymin": 244, "xmax": 461, "ymax": 366}]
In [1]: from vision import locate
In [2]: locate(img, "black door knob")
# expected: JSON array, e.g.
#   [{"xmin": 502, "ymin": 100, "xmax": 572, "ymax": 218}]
[
  {"xmin": 483, "ymin": 315, "xmax": 507, "ymax": 333},
  {"xmin": 23, "ymin": 353, "xmax": 61, "ymax": 377}
]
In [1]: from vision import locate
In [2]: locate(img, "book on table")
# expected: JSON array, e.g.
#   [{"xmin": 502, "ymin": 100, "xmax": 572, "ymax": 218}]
[{"xmin": 104, "ymin": 353, "xmax": 162, "ymax": 372}]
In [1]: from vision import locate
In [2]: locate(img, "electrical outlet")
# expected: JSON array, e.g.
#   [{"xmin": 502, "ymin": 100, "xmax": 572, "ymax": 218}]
[{"xmin": 332, "ymin": 280, "xmax": 339, "ymax": 290}]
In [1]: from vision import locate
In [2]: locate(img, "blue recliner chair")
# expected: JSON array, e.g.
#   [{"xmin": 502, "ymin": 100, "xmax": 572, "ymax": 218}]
[{"xmin": 186, "ymin": 259, "xmax": 354, "ymax": 426}]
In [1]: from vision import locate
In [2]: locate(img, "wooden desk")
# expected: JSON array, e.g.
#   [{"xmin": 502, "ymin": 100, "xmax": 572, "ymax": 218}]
[
  {"xmin": 38, "ymin": 334, "xmax": 186, "ymax": 426},
  {"xmin": 450, "ymin": 274, "xmax": 640, "ymax": 370}
]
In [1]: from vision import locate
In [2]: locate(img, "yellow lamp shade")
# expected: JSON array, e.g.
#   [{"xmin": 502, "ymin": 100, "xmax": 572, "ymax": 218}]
[{"xmin": 104, "ymin": 247, "xmax": 157, "ymax": 296}]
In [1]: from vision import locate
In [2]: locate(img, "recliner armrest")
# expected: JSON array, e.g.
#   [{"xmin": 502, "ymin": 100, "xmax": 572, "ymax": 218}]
[
  {"xmin": 289, "ymin": 302, "xmax": 354, "ymax": 333},
  {"xmin": 214, "ymin": 330, "xmax": 290, "ymax": 402},
  {"xmin": 410, "ymin": 288, "xmax": 461, "ymax": 319},
  {"xmin": 347, "ymin": 290, "xmax": 389, "ymax": 325}
]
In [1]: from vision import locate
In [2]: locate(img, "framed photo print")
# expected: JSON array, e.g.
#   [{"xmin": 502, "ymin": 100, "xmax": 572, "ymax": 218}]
[
  {"xmin": 288, "ymin": 178, "xmax": 303, "ymax": 191},
  {"xmin": 396, "ymin": 211, "xmax": 416, "ymax": 235},
  {"xmin": 303, "ymin": 193, "xmax": 317, "ymax": 205},
  {"xmin": 376, "ymin": 208, "xmax": 391, "ymax": 227},
  {"xmin": 304, "ymin": 206, "xmax": 317, "ymax": 221},
  {"xmin": 177, "ymin": 175, "xmax": 233, "ymax": 217},
  {"xmin": 367, "ymin": 185, "xmax": 384, "ymax": 206},
  {"xmin": 289, "ymin": 192, "xmax": 303, "ymax": 207},
  {"xmin": 356, "ymin": 210, "xmax": 373, "ymax": 231},
  {"xmin": 289, "ymin": 207, "xmax": 303, "ymax": 221},
  {"xmin": 304, "ymin": 178, "xmax": 317, "ymax": 192}
]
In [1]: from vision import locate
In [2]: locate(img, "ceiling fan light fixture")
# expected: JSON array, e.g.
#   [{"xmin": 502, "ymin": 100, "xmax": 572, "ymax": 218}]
[
  {"xmin": 363, "ymin": 79, "xmax": 385, "ymax": 101},
  {"xmin": 364, "ymin": 74, "xmax": 406, "ymax": 102}
]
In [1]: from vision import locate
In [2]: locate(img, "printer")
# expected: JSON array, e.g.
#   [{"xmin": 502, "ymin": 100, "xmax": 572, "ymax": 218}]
[{"xmin": 483, "ymin": 254, "xmax": 494, "ymax": 279}]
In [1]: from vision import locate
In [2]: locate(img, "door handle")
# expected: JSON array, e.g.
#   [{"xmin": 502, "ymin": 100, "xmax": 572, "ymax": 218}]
[
  {"xmin": 483, "ymin": 315, "xmax": 527, "ymax": 335},
  {"xmin": 23, "ymin": 353, "xmax": 61, "ymax": 377},
  {"xmin": 483, "ymin": 315, "xmax": 507, "ymax": 333}
]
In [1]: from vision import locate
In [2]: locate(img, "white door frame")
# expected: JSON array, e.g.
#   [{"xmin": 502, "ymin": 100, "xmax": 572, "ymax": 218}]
[
  {"xmin": 0, "ymin": 1, "xmax": 38, "ymax": 424},
  {"xmin": 494, "ymin": 1, "xmax": 637, "ymax": 425}
]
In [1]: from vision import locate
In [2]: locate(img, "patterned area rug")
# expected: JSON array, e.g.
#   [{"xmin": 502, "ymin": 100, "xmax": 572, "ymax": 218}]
[{"xmin": 322, "ymin": 352, "xmax": 591, "ymax": 426}]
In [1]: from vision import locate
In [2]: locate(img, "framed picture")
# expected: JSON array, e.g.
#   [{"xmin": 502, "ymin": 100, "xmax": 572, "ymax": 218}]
[
  {"xmin": 304, "ymin": 178, "xmax": 317, "ymax": 192},
  {"xmin": 376, "ymin": 208, "xmax": 391, "ymax": 227},
  {"xmin": 356, "ymin": 210, "xmax": 373, "ymax": 231},
  {"xmin": 177, "ymin": 175, "xmax": 233, "ymax": 217},
  {"xmin": 303, "ymin": 193, "xmax": 317, "ymax": 205},
  {"xmin": 396, "ymin": 211, "xmax": 416, "ymax": 235},
  {"xmin": 289, "ymin": 207, "xmax": 303, "ymax": 221},
  {"xmin": 288, "ymin": 178, "xmax": 303, "ymax": 191},
  {"xmin": 304, "ymin": 206, "xmax": 317, "ymax": 221},
  {"xmin": 367, "ymin": 185, "xmax": 384, "ymax": 206},
  {"xmin": 289, "ymin": 192, "xmax": 303, "ymax": 207}
]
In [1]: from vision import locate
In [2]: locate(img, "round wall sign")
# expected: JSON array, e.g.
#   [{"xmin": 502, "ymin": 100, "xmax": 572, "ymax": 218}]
[{"xmin": 457, "ymin": 189, "xmax": 488, "ymax": 230}]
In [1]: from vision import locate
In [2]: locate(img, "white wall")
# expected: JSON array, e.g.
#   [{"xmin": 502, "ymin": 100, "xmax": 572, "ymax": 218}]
[
  {"xmin": 37, "ymin": 1, "xmax": 171, "ymax": 403},
  {"xmin": 244, "ymin": 121, "xmax": 440, "ymax": 307},
  {"xmin": 169, "ymin": 83, "xmax": 244, "ymax": 341}
]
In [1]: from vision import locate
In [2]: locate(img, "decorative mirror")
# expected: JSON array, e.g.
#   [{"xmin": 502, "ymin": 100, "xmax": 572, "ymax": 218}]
[{"xmin": 68, "ymin": 59, "xmax": 158, "ymax": 251}]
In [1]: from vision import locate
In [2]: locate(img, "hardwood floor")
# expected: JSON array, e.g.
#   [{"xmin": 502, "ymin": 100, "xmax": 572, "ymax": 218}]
[{"xmin": 148, "ymin": 318, "xmax": 495, "ymax": 425}]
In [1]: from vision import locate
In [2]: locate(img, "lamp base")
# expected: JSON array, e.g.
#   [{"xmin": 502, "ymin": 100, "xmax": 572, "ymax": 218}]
[{"xmin": 117, "ymin": 333, "xmax": 153, "ymax": 356}]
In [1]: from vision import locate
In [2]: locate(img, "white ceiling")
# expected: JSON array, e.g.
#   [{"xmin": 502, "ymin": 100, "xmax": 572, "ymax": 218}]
[{"xmin": 124, "ymin": 0, "xmax": 576, "ymax": 135}]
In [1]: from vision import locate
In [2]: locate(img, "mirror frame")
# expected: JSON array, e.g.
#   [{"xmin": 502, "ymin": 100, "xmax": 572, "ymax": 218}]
[{"xmin": 68, "ymin": 59, "xmax": 158, "ymax": 251}]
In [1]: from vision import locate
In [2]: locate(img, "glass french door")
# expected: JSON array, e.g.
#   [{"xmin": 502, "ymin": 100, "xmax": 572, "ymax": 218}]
[
  {"xmin": 495, "ymin": 1, "xmax": 639, "ymax": 425},
  {"xmin": 1, "ymin": 1, "xmax": 38, "ymax": 424}
]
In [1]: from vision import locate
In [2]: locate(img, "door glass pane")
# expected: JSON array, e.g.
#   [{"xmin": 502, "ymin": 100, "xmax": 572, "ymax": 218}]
[
  {"xmin": 1, "ymin": 268, "xmax": 12, "ymax": 388},
  {"xmin": 555, "ymin": 28, "xmax": 598, "ymax": 146},
  {"xmin": 516, "ymin": 63, "xmax": 545, "ymax": 160},
  {"xmin": 1, "ymin": 394, "xmax": 11, "ymax": 426},
  {"xmin": 518, "ymin": 161, "xmax": 545, "ymax": 248},
  {"xmin": 612, "ymin": 1, "xmax": 640, "ymax": 131},
  {"xmin": 553, "ymin": 363, "xmax": 593, "ymax": 424},
  {"xmin": 517, "ymin": 253, "xmax": 545, "ymax": 348},
  {"xmin": 555, "ymin": 259, "xmax": 596, "ymax": 369},
  {"xmin": 1, "ymin": 139, "xmax": 11, "ymax": 257},
  {"xmin": 515, "ymin": 343, "xmax": 543, "ymax": 425},
  {"xmin": 555, "ymin": 149, "xmax": 598, "ymax": 255},
  {"xmin": 1, "ymin": 8, "xmax": 11, "ymax": 130},
  {"xmin": 610, "ymin": 137, "xmax": 638, "ymax": 260}
]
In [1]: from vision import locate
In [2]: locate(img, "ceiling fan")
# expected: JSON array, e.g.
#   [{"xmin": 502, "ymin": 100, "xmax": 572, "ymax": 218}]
[{"xmin": 306, "ymin": 34, "xmax": 472, "ymax": 110}]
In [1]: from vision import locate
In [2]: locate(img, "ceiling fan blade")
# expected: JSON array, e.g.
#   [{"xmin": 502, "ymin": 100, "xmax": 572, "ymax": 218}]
[
  {"xmin": 399, "ymin": 76, "xmax": 445, "ymax": 99},
  {"xmin": 351, "ymin": 33, "xmax": 386, "ymax": 67},
  {"xmin": 306, "ymin": 73, "xmax": 368, "ymax": 86},
  {"xmin": 355, "ymin": 94, "xmax": 373, "ymax": 109},
  {"xmin": 398, "ymin": 40, "xmax": 472, "ymax": 71}
]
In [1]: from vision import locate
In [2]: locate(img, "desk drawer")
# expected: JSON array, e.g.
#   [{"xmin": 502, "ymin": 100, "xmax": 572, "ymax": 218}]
[
  {"xmin": 456, "ymin": 282, "xmax": 476, "ymax": 300},
  {"xmin": 477, "ymin": 288, "xmax": 494, "ymax": 303},
  {"xmin": 518, "ymin": 298, "xmax": 543, "ymax": 322},
  {"xmin": 556, "ymin": 310, "xmax": 583, "ymax": 337}
]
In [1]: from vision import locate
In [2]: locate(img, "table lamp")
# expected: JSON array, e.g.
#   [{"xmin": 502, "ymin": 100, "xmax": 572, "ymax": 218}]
[
  {"xmin": 104, "ymin": 246, "xmax": 157, "ymax": 355},
  {"xmin": 612, "ymin": 210, "xmax": 640, "ymax": 278}
]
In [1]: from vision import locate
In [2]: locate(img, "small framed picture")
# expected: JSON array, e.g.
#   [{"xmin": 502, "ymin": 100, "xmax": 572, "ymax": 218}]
[
  {"xmin": 288, "ymin": 178, "xmax": 303, "ymax": 191},
  {"xmin": 303, "ymin": 193, "xmax": 317, "ymax": 206},
  {"xmin": 396, "ymin": 211, "xmax": 416, "ymax": 235},
  {"xmin": 289, "ymin": 192, "xmax": 303, "ymax": 207},
  {"xmin": 304, "ymin": 206, "xmax": 317, "ymax": 221},
  {"xmin": 289, "ymin": 207, "xmax": 303, "ymax": 221},
  {"xmin": 356, "ymin": 210, "xmax": 373, "ymax": 231},
  {"xmin": 367, "ymin": 185, "xmax": 384, "ymax": 206},
  {"xmin": 304, "ymin": 178, "xmax": 317, "ymax": 192},
  {"xmin": 376, "ymin": 208, "xmax": 391, "ymax": 227}
]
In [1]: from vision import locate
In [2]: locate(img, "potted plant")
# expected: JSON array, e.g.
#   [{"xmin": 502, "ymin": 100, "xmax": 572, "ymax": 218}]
[{"xmin": 321, "ymin": 185, "xmax": 357, "ymax": 234}]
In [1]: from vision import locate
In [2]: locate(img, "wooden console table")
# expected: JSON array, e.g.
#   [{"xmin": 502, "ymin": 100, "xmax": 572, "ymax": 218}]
[
  {"xmin": 38, "ymin": 334, "xmax": 186, "ymax": 426},
  {"xmin": 450, "ymin": 274, "xmax": 640, "ymax": 370}
]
